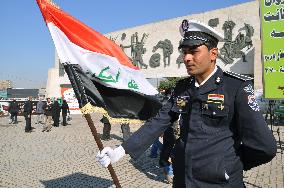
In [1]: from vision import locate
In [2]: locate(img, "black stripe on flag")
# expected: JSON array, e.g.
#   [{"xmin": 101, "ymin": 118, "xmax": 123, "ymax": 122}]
[{"xmin": 63, "ymin": 64, "xmax": 162, "ymax": 120}]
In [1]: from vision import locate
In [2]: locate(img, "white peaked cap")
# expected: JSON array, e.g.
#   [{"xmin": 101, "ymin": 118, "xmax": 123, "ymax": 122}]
[{"xmin": 179, "ymin": 19, "xmax": 224, "ymax": 42}]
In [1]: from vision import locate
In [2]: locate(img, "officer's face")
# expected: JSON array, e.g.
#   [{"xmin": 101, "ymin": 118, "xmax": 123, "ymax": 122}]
[{"xmin": 182, "ymin": 45, "xmax": 218, "ymax": 81}]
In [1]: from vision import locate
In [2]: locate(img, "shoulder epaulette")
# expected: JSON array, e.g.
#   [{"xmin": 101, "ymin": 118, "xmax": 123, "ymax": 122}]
[{"xmin": 224, "ymin": 71, "xmax": 253, "ymax": 81}]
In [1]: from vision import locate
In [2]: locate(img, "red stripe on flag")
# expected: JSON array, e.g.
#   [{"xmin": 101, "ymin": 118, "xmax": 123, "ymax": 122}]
[{"xmin": 36, "ymin": 0, "xmax": 138, "ymax": 70}]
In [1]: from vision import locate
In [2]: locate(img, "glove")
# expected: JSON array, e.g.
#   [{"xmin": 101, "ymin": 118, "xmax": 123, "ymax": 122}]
[{"xmin": 96, "ymin": 145, "xmax": 125, "ymax": 168}]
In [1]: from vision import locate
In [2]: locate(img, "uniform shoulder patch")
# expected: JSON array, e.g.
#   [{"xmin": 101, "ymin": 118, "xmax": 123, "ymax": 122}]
[{"xmin": 224, "ymin": 71, "xmax": 253, "ymax": 81}]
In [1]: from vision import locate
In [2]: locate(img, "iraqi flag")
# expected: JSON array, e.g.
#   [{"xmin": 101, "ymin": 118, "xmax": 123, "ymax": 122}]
[{"xmin": 36, "ymin": 0, "xmax": 162, "ymax": 120}]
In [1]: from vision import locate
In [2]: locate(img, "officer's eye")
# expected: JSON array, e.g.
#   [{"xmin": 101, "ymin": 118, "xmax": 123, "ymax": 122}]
[{"xmin": 183, "ymin": 50, "xmax": 198, "ymax": 55}]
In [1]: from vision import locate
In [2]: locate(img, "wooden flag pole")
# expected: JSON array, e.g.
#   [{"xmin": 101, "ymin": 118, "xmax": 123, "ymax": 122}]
[{"xmin": 84, "ymin": 113, "xmax": 122, "ymax": 188}]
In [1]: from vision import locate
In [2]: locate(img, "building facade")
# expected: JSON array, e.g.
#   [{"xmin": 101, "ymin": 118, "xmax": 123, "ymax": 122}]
[{"xmin": 0, "ymin": 80, "xmax": 12, "ymax": 90}]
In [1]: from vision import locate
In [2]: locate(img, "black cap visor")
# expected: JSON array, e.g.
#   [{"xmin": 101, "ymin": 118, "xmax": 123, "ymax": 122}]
[{"xmin": 178, "ymin": 39, "xmax": 206, "ymax": 49}]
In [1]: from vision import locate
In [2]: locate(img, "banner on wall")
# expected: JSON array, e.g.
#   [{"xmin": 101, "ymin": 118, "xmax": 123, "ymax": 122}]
[
  {"xmin": 61, "ymin": 87, "xmax": 81, "ymax": 114},
  {"xmin": 260, "ymin": 0, "xmax": 284, "ymax": 99}
]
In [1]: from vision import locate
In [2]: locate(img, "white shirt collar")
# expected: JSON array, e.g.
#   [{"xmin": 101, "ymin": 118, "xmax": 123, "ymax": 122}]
[{"xmin": 195, "ymin": 66, "xmax": 218, "ymax": 88}]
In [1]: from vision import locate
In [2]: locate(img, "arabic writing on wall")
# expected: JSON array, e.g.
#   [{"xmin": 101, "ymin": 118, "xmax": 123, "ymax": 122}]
[
  {"xmin": 264, "ymin": 49, "xmax": 284, "ymax": 62},
  {"xmin": 264, "ymin": 66, "xmax": 284, "ymax": 74}
]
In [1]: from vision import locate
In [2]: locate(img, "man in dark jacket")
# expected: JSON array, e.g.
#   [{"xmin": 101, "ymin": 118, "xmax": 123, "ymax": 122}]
[
  {"xmin": 61, "ymin": 99, "xmax": 70, "ymax": 126},
  {"xmin": 8, "ymin": 99, "xmax": 19, "ymax": 124},
  {"xmin": 52, "ymin": 99, "xmax": 61, "ymax": 127},
  {"xmin": 23, "ymin": 96, "xmax": 33, "ymax": 132},
  {"xmin": 96, "ymin": 20, "xmax": 277, "ymax": 187}
]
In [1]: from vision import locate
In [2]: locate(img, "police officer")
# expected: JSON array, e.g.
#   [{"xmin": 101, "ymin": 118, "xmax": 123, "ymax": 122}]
[{"xmin": 96, "ymin": 20, "xmax": 277, "ymax": 188}]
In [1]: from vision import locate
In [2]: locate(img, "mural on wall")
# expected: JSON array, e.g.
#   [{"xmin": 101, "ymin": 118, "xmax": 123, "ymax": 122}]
[
  {"xmin": 220, "ymin": 20, "xmax": 254, "ymax": 64},
  {"xmin": 152, "ymin": 39, "xmax": 173, "ymax": 67},
  {"xmin": 149, "ymin": 53, "xmax": 161, "ymax": 68},
  {"xmin": 176, "ymin": 39, "xmax": 184, "ymax": 69},
  {"xmin": 119, "ymin": 32, "xmax": 149, "ymax": 69},
  {"xmin": 109, "ymin": 19, "xmax": 255, "ymax": 71},
  {"xmin": 208, "ymin": 18, "xmax": 219, "ymax": 28},
  {"xmin": 109, "ymin": 35, "xmax": 118, "ymax": 42},
  {"xmin": 222, "ymin": 20, "xmax": 236, "ymax": 41}
]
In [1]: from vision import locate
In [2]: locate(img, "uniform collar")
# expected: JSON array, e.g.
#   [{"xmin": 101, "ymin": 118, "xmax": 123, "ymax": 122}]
[
  {"xmin": 197, "ymin": 66, "xmax": 224, "ymax": 95},
  {"xmin": 195, "ymin": 65, "xmax": 218, "ymax": 87}
]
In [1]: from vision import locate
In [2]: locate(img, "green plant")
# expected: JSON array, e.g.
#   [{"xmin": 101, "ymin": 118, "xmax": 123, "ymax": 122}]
[{"xmin": 158, "ymin": 77, "xmax": 185, "ymax": 91}]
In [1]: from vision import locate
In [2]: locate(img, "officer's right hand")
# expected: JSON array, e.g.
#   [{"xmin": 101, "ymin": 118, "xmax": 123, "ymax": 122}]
[{"xmin": 96, "ymin": 146, "xmax": 125, "ymax": 168}]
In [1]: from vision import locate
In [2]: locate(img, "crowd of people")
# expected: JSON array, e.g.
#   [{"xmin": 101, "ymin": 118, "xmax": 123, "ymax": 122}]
[{"xmin": 8, "ymin": 97, "xmax": 70, "ymax": 133}]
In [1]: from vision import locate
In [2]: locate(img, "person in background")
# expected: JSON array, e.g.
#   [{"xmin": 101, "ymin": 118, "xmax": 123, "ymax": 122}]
[
  {"xmin": 149, "ymin": 137, "xmax": 163, "ymax": 158},
  {"xmin": 61, "ymin": 99, "xmax": 70, "ymax": 126},
  {"xmin": 100, "ymin": 115, "xmax": 112, "ymax": 140},
  {"xmin": 35, "ymin": 98, "xmax": 45, "ymax": 125},
  {"xmin": 159, "ymin": 121, "xmax": 179, "ymax": 184},
  {"xmin": 8, "ymin": 99, "xmax": 20, "ymax": 124},
  {"xmin": 23, "ymin": 96, "xmax": 33, "ymax": 132},
  {"xmin": 121, "ymin": 122, "xmax": 131, "ymax": 141},
  {"xmin": 42, "ymin": 98, "xmax": 53, "ymax": 132},
  {"xmin": 52, "ymin": 99, "xmax": 61, "ymax": 127}
]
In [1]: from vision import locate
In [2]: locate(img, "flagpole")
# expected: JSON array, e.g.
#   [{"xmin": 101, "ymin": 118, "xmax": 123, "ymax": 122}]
[{"xmin": 84, "ymin": 114, "xmax": 122, "ymax": 188}]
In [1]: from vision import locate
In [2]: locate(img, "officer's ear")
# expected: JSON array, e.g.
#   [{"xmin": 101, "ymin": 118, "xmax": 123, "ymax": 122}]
[{"xmin": 210, "ymin": 47, "xmax": 218, "ymax": 62}]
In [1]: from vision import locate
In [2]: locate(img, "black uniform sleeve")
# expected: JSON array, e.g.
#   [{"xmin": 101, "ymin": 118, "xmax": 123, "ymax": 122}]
[
  {"xmin": 122, "ymin": 97, "xmax": 179, "ymax": 159},
  {"xmin": 235, "ymin": 81, "xmax": 277, "ymax": 170}
]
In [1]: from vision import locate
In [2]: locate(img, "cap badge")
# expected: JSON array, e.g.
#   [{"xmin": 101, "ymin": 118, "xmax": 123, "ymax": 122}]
[{"xmin": 181, "ymin": 19, "xmax": 189, "ymax": 32}]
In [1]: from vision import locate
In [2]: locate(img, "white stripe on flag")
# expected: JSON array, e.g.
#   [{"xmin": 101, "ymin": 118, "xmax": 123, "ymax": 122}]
[{"xmin": 48, "ymin": 23, "xmax": 158, "ymax": 96}]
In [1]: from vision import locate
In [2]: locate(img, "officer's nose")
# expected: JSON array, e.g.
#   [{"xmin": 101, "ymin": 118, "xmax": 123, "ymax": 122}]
[{"xmin": 183, "ymin": 53, "xmax": 193, "ymax": 64}]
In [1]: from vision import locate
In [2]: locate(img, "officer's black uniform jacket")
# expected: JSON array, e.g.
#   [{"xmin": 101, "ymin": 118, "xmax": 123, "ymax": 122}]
[{"xmin": 122, "ymin": 67, "xmax": 277, "ymax": 188}]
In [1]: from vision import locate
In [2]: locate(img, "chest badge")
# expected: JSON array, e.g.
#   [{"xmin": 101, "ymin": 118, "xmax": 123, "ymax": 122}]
[
  {"xmin": 207, "ymin": 94, "xmax": 224, "ymax": 103},
  {"xmin": 218, "ymin": 103, "xmax": 224, "ymax": 110},
  {"xmin": 207, "ymin": 94, "xmax": 225, "ymax": 110},
  {"xmin": 176, "ymin": 96, "xmax": 190, "ymax": 112}
]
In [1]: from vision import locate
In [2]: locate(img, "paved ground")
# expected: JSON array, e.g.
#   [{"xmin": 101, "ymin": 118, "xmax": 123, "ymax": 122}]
[{"xmin": 0, "ymin": 114, "xmax": 283, "ymax": 188}]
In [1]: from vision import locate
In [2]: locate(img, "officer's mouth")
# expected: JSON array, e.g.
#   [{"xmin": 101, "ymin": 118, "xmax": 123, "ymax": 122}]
[{"xmin": 186, "ymin": 65, "xmax": 195, "ymax": 70}]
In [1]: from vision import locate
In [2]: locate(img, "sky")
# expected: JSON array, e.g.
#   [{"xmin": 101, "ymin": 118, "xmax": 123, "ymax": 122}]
[{"xmin": 0, "ymin": 0, "xmax": 254, "ymax": 89}]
